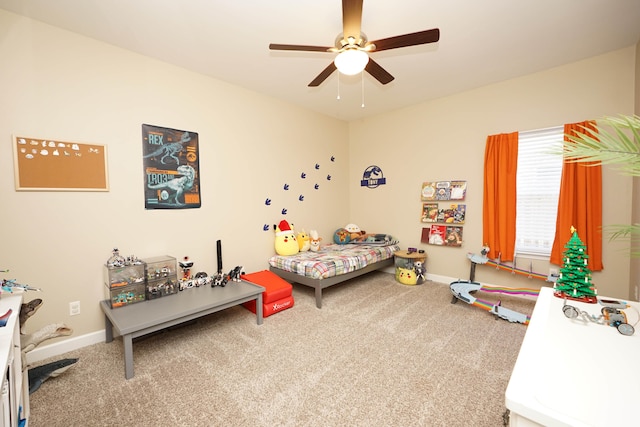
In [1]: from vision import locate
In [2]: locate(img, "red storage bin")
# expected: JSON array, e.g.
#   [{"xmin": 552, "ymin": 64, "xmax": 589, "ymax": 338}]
[{"xmin": 240, "ymin": 270, "xmax": 294, "ymax": 317}]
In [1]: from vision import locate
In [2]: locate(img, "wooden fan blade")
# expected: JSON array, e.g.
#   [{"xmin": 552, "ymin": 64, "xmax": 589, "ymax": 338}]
[
  {"xmin": 342, "ymin": 0, "xmax": 363, "ymax": 40},
  {"xmin": 308, "ymin": 62, "xmax": 337, "ymax": 87},
  {"xmin": 365, "ymin": 59, "xmax": 394, "ymax": 85},
  {"xmin": 370, "ymin": 28, "xmax": 440, "ymax": 52},
  {"xmin": 269, "ymin": 43, "xmax": 332, "ymax": 52}
]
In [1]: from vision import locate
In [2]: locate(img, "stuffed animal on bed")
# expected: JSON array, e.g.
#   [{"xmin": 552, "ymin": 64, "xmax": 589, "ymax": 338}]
[
  {"xmin": 309, "ymin": 229, "xmax": 322, "ymax": 252},
  {"xmin": 333, "ymin": 228, "xmax": 351, "ymax": 244},
  {"xmin": 274, "ymin": 219, "xmax": 299, "ymax": 256},
  {"xmin": 297, "ymin": 229, "xmax": 311, "ymax": 252},
  {"xmin": 344, "ymin": 223, "xmax": 366, "ymax": 240}
]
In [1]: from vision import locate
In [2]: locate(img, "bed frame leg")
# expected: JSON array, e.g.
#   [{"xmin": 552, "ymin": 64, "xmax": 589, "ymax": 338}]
[{"xmin": 315, "ymin": 287, "xmax": 322, "ymax": 309}]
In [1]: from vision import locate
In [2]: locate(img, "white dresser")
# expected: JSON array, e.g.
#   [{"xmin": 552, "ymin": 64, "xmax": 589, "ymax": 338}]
[
  {"xmin": 0, "ymin": 295, "xmax": 28, "ymax": 426},
  {"xmin": 506, "ymin": 287, "xmax": 640, "ymax": 427}
]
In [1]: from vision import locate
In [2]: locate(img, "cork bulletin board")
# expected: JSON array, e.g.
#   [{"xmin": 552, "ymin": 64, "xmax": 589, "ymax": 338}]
[{"xmin": 13, "ymin": 135, "xmax": 109, "ymax": 191}]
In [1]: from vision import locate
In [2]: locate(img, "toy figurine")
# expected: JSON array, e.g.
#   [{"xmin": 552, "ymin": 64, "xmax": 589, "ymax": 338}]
[
  {"xmin": 29, "ymin": 358, "xmax": 78, "ymax": 394},
  {"xmin": 194, "ymin": 272, "xmax": 210, "ymax": 286},
  {"xmin": 106, "ymin": 248, "xmax": 126, "ymax": 267},
  {"xmin": 414, "ymin": 261, "xmax": 426, "ymax": 283},
  {"xmin": 106, "ymin": 248, "xmax": 142, "ymax": 268},
  {"xmin": 20, "ymin": 298, "xmax": 43, "ymax": 333},
  {"xmin": 1, "ymin": 278, "xmax": 42, "ymax": 293},
  {"xmin": 126, "ymin": 255, "xmax": 143, "ymax": 265},
  {"xmin": 179, "ymin": 256, "xmax": 194, "ymax": 280},
  {"xmin": 309, "ymin": 230, "xmax": 322, "ymax": 252},
  {"xmin": 22, "ymin": 323, "xmax": 73, "ymax": 353},
  {"xmin": 211, "ymin": 272, "xmax": 227, "ymax": 288},
  {"xmin": 228, "ymin": 266, "xmax": 244, "ymax": 282},
  {"xmin": 297, "ymin": 229, "xmax": 311, "ymax": 252}
]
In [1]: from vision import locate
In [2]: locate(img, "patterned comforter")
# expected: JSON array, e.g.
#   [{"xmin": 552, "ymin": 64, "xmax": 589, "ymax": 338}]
[{"xmin": 268, "ymin": 243, "xmax": 400, "ymax": 280}]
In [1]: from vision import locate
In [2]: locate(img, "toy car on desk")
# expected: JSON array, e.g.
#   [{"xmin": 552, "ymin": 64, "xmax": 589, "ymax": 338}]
[{"xmin": 562, "ymin": 297, "xmax": 635, "ymax": 336}]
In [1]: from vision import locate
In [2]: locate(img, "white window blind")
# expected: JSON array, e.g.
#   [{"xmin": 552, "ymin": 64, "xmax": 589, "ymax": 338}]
[{"xmin": 515, "ymin": 126, "xmax": 563, "ymax": 258}]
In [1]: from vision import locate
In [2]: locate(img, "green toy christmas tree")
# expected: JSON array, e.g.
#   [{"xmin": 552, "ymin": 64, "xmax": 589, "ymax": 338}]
[{"xmin": 553, "ymin": 226, "xmax": 598, "ymax": 303}]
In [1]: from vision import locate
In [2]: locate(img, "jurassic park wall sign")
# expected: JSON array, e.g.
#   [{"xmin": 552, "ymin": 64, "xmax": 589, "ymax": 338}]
[
  {"xmin": 13, "ymin": 135, "xmax": 109, "ymax": 191},
  {"xmin": 142, "ymin": 124, "xmax": 201, "ymax": 209}
]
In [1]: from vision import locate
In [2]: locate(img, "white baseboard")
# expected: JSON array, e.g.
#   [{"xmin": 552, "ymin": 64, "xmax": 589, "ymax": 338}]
[
  {"xmin": 377, "ymin": 269, "xmax": 511, "ymax": 292},
  {"xmin": 25, "ymin": 330, "xmax": 105, "ymax": 365},
  {"xmin": 426, "ymin": 272, "xmax": 459, "ymax": 285}
]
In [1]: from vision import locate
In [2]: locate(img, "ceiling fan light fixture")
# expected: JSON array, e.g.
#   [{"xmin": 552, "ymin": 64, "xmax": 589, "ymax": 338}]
[{"xmin": 334, "ymin": 49, "xmax": 369, "ymax": 75}]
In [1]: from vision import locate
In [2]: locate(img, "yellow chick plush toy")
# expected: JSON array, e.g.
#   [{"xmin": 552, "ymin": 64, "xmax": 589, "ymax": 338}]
[
  {"xmin": 297, "ymin": 229, "xmax": 311, "ymax": 252},
  {"xmin": 274, "ymin": 219, "xmax": 299, "ymax": 256}
]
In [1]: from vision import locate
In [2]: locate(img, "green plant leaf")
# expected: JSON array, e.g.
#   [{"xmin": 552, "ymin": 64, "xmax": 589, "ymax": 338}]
[
  {"xmin": 563, "ymin": 115, "xmax": 640, "ymax": 257},
  {"xmin": 604, "ymin": 224, "xmax": 640, "ymax": 258},
  {"xmin": 563, "ymin": 114, "xmax": 640, "ymax": 176}
]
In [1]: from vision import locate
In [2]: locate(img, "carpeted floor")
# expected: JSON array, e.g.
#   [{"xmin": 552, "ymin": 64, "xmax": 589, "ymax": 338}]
[{"xmin": 26, "ymin": 272, "xmax": 535, "ymax": 427}]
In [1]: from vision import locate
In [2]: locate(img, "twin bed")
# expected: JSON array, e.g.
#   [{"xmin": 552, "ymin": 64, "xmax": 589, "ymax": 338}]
[{"xmin": 268, "ymin": 241, "xmax": 400, "ymax": 308}]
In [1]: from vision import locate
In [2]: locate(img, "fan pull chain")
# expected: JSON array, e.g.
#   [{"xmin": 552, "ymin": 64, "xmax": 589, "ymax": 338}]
[
  {"xmin": 336, "ymin": 74, "xmax": 341, "ymax": 101},
  {"xmin": 361, "ymin": 71, "xmax": 365, "ymax": 108}
]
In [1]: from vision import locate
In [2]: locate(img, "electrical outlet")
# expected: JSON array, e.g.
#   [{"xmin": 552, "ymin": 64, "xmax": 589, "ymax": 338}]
[{"xmin": 69, "ymin": 301, "xmax": 80, "ymax": 316}]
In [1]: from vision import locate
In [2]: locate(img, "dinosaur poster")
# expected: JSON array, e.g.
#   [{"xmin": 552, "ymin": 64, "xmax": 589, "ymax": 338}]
[{"xmin": 142, "ymin": 124, "xmax": 201, "ymax": 209}]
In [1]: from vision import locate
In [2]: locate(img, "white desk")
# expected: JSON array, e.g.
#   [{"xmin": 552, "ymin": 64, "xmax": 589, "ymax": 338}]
[
  {"xmin": 506, "ymin": 287, "xmax": 640, "ymax": 427},
  {"xmin": 0, "ymin": 294, "xmax": 28, "ymax": 426}
]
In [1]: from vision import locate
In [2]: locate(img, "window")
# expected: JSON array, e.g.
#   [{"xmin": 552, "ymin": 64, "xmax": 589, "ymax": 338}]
[{"xmin": 515, "ymin": 126, "xmax": 563, "ymax": 258}]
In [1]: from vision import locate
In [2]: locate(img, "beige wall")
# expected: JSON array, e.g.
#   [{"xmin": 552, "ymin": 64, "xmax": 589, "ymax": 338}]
[
  {"xmin": 0, "ymin": 9, "xmax": 637, "ymax": 351},
  {"xmin": 349, "ymin": 47, "xmax": 636, "ymax": 299},
  {"xmin": 0, "ymin": 11, "xmax": 349, "ymax": 339}
]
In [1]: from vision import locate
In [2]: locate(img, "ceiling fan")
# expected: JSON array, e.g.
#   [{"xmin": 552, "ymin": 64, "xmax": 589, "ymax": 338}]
[{"xmin": 269, "ymin": 0, "xmax": 440, "ymax": 87}]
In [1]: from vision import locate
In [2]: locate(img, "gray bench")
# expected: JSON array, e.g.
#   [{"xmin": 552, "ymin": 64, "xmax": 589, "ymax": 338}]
[{"xmin": 100, "ymin": 281, "xmax": 264, "ymax": 379}]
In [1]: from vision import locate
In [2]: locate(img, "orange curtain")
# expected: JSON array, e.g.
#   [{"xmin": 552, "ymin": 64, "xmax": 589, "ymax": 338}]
[
  {"xmin": 550, "ymin": 121, "xmax": 603, "ymax": 271},
  {"xmin": 483, "ymin": 132, "xmax": 518, "ymax": 261}
]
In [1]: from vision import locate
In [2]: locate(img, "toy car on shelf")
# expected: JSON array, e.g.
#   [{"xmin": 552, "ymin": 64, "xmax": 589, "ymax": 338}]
[{"xmin": 562, "ymin": 297, "xmax": 635, "ymax": 336}]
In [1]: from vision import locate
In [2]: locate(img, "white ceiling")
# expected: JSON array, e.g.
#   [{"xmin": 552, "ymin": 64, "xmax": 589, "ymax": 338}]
[{"xmin": 2, "ymin": 0, "xmax": 640, "ymax": 122}]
